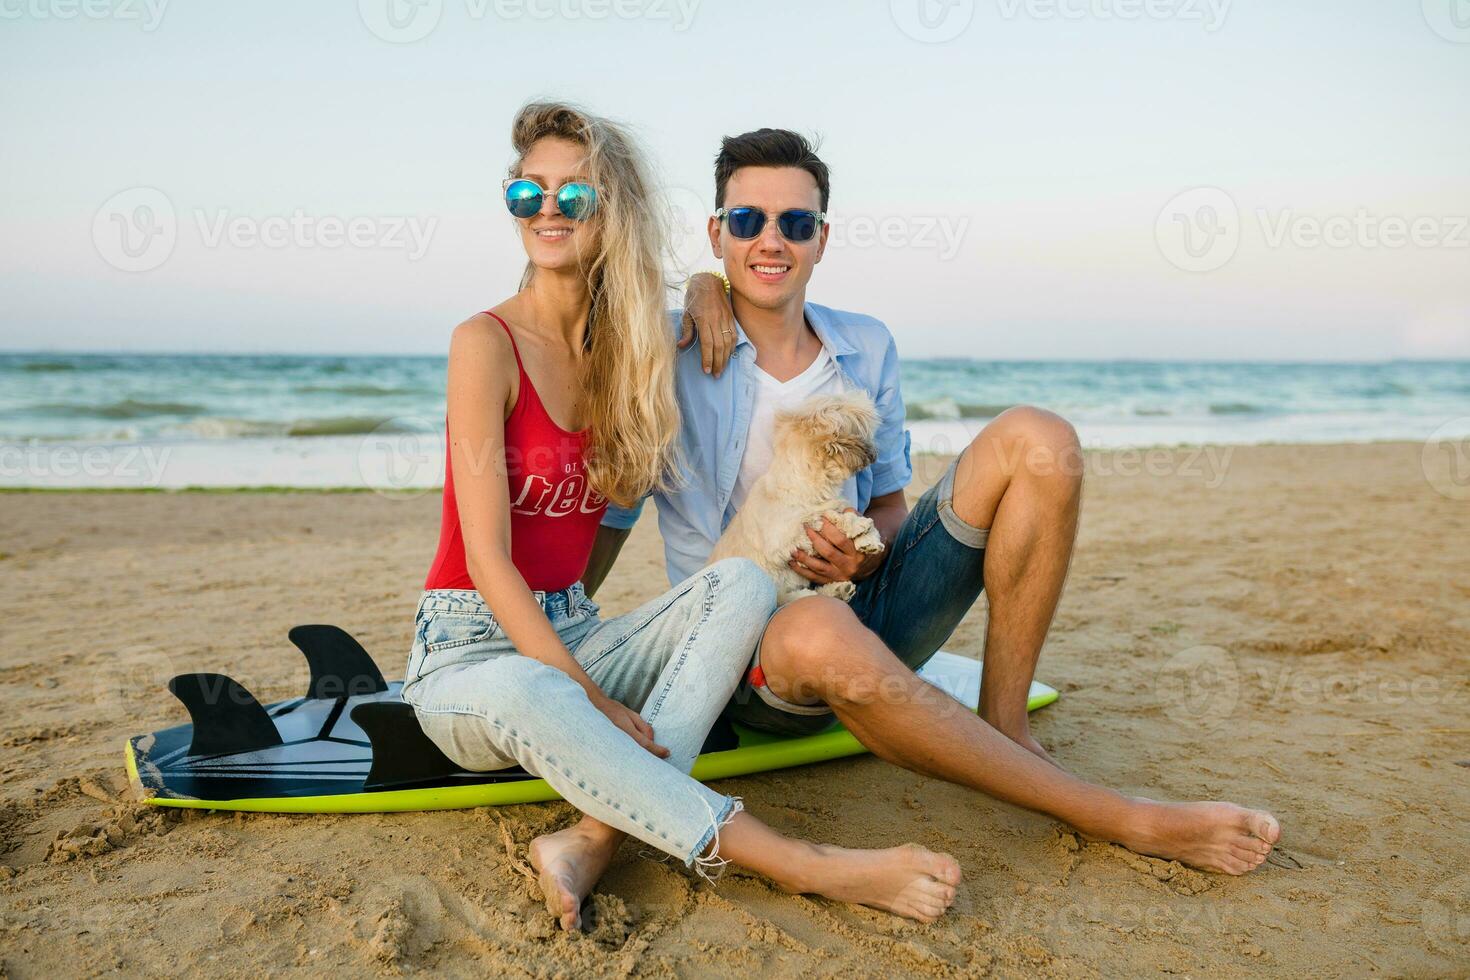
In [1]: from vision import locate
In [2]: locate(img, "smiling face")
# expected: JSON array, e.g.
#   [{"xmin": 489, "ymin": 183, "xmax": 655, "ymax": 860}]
[
  {"xmin": 513, "ymin": 136, "xmax": 600, "ymax": 275},
  {"xmin": 708, "ymin": 166, "xmax": 828, "ymax": 314}
]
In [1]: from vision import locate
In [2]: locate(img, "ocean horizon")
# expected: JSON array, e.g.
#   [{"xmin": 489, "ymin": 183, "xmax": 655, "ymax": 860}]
[{"xmin": 2, "ymin": 352, "xmax": 1467, "ymax": 488}]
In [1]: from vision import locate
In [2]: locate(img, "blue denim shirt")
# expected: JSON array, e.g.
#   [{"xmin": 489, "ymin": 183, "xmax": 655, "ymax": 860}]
[{"xmin": 602, "ymin": 302, "xmax": 911, "ymax": 586}]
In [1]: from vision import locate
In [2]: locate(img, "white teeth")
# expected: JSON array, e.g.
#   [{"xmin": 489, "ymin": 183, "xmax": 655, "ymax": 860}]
[
  {"xmin": 753, "ymin": 264, "xmax": 789, "ymax": 274},
  {"xmin": 537, "ymin": 229, "xmax": 571, "ymax": 238}
]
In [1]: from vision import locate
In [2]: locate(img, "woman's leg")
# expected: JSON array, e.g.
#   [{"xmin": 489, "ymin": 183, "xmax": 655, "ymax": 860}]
[{"xmin": 531, "ymin": 558, "xmax": 776, "ymax": 926}]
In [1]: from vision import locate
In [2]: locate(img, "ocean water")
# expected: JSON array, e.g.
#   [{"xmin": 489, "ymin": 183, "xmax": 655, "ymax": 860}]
[{"xmin": 2, "ymin": 353, "xmax": 1467, "ymax": 488}]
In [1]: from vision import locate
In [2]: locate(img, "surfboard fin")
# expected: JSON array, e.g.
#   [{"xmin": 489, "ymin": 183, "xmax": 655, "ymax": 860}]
[
  {"xmin": 288, "ymin": 625, "xmax": 389, "ymax": 699},
  {"xmin": 168, "ymin": 673, "xmax": 285, "ymax": 756},
  {"xmin": 352, "ymin": 701, "xmax": 475, "ymax": 791}
]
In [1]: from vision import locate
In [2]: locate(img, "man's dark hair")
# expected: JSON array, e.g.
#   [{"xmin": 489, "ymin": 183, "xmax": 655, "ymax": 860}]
[{"xmin": 714, "ymin": 129, "xmax": 830, "ymax": 212}]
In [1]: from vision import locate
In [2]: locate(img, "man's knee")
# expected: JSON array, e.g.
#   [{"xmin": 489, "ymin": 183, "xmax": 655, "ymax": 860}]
[
  {"xmin": 759, "ymin": 597, "xmax": 903, "ymax": 705},
  {"xmin": 974, "ymin": 405, "xmax": 1082, "ymax": 488}
]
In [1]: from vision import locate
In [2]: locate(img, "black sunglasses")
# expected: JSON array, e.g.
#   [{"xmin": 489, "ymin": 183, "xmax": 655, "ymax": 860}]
[{"xmin": 716, "ymin": 206, "xmax": 826, "ymax": 243}]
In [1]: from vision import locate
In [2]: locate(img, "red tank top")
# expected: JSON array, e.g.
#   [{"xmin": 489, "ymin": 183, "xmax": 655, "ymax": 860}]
[{"xmin": 424, "ymin": 312, "xmax": 608, "ymax": 593}]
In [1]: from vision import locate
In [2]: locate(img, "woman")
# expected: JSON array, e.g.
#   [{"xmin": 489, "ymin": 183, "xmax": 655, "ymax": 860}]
[{"xmin": 403, "ymin": 101, "xmax": 960, "ymax": 931}]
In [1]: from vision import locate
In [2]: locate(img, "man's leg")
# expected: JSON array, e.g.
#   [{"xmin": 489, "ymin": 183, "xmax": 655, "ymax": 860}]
[
  {"xmin": 954, "ymin": 406, "xmax": 1082, "ymax": 758},
  {"xmin": 755, "ymin": 597, "xmax": 1279, "ymax": 875}
]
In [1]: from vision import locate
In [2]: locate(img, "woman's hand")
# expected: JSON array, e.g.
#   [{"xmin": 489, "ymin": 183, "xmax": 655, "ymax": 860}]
[
  {"xmin": 678, "ymin": 272, "xmax": 737, "ymax": 377},
  {"xmin": 592, "ymin": 693, "xmax": 670, "ymax": 759}
]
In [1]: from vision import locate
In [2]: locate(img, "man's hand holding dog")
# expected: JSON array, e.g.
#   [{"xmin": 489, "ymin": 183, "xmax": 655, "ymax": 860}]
[{"xmin": 788, "ymin": 508, "xmax": 885, "ymax": 585}]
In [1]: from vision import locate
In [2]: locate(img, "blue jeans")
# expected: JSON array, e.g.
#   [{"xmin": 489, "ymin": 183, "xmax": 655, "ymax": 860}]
[
  {"xmin": 727, "ymin": 456, "xmax": 990, "ymax": 735},
  {"xmin": 401, "ymin": 558, "xmax": 777, "ymax": 873}
]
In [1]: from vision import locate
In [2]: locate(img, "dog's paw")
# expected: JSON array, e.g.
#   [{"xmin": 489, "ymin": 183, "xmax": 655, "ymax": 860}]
[
  {"xmin": 832, "ymin": 511, "xmax": 884, "ymax": 555},
  {"xmin": 816, "ymin": 580, "xmax": 857, "ymax": 602}
]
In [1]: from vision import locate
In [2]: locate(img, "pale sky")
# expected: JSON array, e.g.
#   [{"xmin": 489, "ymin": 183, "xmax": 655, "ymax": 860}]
[{"xmin": 1, "ymin": 0, "xmax": 1467, "ymax": 359}]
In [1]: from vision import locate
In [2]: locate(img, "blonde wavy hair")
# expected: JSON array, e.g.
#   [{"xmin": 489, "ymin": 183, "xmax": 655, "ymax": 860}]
[{"xmin": 510, "ymin": 101, "xmax": 680, "ymax": 508}]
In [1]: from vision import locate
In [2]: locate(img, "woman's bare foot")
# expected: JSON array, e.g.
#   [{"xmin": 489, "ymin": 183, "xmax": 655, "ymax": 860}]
[
  {"xmin": 779, "ymin": 842, "xmax": 962, "ymax": 923},
  {"xmin": 1120, "ymin": 799, "xmax": 1281, "ymax": 875},
  {"xmin": 528, "ymin": 822, "xmax": 623, "ymax": 931}
]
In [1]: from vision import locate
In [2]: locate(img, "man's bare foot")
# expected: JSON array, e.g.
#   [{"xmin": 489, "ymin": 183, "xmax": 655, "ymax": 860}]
[
  {"xmin": 528, "ymin": 823, "xmax": 623, "ymax": 931},
  {"xmin": 779, "ymin": 842, "xmax": 962, "ymax": 923},
  {"xmin": 1120, "ymin": 800, "xmax": 1281, "ymax": 875}
]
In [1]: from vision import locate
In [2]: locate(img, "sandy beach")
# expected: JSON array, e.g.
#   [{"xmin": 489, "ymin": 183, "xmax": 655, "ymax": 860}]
[{"xmin": 1, "ymin": 441, "xmax": 1466, "ymax": 977}]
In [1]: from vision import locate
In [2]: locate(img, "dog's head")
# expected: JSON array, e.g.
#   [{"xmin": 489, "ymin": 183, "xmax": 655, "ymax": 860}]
[{"xmin": 773, "ymin": 389, "xmax": 881, "ymax": 486}]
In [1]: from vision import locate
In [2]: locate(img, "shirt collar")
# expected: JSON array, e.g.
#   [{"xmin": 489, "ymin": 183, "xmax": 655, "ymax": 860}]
[{"xmin": 730, "ymin": 302, "xmax": 856, "ymax": 358}]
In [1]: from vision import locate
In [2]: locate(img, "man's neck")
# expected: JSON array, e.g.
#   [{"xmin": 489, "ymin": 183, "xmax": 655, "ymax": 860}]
[{"xmin": 731, "ymin": 291, "xmax": 819, "ymax": 379}]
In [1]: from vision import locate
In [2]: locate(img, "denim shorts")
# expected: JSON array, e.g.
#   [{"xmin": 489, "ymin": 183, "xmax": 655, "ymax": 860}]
[{"xmin": 726, "ymin": 456, "xmax": 990, "ymax": 735}]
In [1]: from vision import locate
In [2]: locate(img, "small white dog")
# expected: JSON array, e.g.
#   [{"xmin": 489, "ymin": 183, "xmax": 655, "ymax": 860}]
[{"xmin": 708, "ymin": 389, "xmax": 886, "ymax": 605}]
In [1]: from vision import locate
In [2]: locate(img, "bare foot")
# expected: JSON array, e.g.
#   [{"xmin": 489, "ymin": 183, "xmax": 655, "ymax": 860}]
[
  {"xmin": 782, "ymin": 843, "xmax": 962, "ymax": 923},
  {"xmin": 528, "ymin": 823, "xmax": 622, "ymax": 931},
  {"xmin": 1122, "ymin": 800, "xmax": 1281, "ymax": 875}
]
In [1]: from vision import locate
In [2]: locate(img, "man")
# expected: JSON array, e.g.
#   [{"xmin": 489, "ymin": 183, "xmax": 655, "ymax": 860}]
[{"xmin": 587, "ymin": 129, "xmax": 1279, "ymax": 875}]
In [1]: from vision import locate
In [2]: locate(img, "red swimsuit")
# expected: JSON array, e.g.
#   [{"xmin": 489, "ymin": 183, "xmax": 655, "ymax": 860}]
[{"xmin": 424, "ymin": 312, "xmax": 608, "ymax": 593}]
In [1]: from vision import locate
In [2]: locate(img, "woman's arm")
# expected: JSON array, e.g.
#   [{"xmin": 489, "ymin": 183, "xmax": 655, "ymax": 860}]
[
  {"xmin": 447, "ymin": 317, "xmax": 667, "ymax": 757},
  {"xmin": 677, "ymin": 272, "xmax": 737, "ymax": 377}
]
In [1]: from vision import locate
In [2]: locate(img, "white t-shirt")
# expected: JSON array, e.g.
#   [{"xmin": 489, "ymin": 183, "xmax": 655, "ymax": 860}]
[{"xmin": 730, "ymin": 343, "xmax": 848, "ymax": 512}]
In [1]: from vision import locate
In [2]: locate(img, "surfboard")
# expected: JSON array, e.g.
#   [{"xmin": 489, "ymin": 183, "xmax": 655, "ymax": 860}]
[{"xmin": 124, "ymin": 625, "xmax": 1058, "ymax": 814}]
